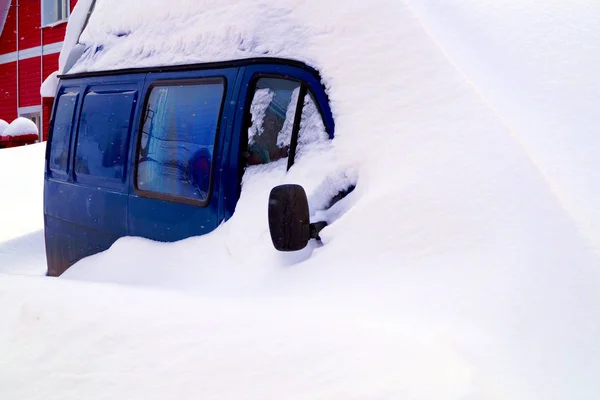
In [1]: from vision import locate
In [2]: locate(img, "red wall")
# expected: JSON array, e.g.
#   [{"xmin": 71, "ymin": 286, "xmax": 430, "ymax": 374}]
[
  {"xmin": 0, "ymin": 62, "xmax": 18, "ymax": 122},
  {"xmin": 0, "ymin": 2, "xmax": 16, "ymax": 54},
  {"xmin": 18, "ymin": 0, "xmax": 42, "ymax": 49},
  {"xmin": 18, "ymin": 57, "xmax": 42, "ymax": 107}
]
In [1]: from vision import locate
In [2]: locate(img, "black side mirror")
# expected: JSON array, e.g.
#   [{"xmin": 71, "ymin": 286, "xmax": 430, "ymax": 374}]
[{"xmin": 268, "ymin": 184, "xmax": 327, "ymax": 251}]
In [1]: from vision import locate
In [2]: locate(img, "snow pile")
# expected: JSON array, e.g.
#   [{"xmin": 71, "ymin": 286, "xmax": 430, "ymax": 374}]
[
  {"xmin": 4, "ymin": 0, "xmax": 600, "ymax": 399},
  {"xmin": 408, "ymin": 0, "xmax": 600, "ymax": 254},
  {"xmin": 40, "ymin": 71, "xmax": 59, "ymax": 98},
  {"xmin": 0, "ymin": 119, "xmax": 8, "ymax": 135},
  {"xmin": 1, "ymin": 117, "xmax": 39, "ymax": 139}
]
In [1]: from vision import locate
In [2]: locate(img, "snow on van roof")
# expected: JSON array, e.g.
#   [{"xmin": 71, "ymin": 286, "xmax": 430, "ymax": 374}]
[{"xmin": 65, "ymin": 0, "xmax": 329, "ymax": 75}]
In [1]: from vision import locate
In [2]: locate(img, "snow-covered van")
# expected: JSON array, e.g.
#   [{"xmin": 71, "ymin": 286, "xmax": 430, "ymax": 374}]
[{"xmin": 44, "ymin": 59, "xmax": 338, "ymax": 276}]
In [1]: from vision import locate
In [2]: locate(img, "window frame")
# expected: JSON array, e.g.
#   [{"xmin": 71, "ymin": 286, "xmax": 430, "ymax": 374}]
[
  {"xmin": 242, "ymin": 73, "xmax": 329, "ymax": 171},
  {"xmin": 19, "ymin": 112, "xmax": 41, "ymax": 137},
  {"xmin": 41, "ymin": 0, "xmax": 71, "ymax": 28},
  {"xmin": 46, "ymin": 89, "xmax": 80, "ymax": 178},
  {"xmin": 133, "ymin": 77, "xmax": 228, "ymax": 207}
]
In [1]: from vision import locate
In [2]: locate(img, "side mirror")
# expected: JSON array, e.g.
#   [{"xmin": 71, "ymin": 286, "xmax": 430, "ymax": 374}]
[{"xmin": 268, "ymin": 184, "xmax": 327, "ymax": 251}]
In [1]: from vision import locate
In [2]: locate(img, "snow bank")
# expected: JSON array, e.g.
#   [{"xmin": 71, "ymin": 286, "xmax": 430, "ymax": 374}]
[
  {"xmin": 0, "ymin": 274, "xmax": 481, "ymax": 400},
  {"xmin": 0, "ymin": 143, "xmax": 46, "ymax": 275},
  {"xmin": 2, "ymin": 117, "xmax": 39, "ymax": 138},
  {"xmin": 4, "ymin": 0, "xmax": 600, "ymax": 399},
  {"xmin": 408, "ymin": 0, "xmax": 600, "ymax": 255}
]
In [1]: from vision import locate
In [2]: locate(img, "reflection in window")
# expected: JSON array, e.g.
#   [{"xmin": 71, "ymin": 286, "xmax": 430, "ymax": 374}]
[
  {"xmin": 49, "ymin": 91, "xmax": 78, "ymax": 173},
  {"xmin": 247, "ymin": 78, "xmax": 300, "ymax": 165},
  {"xmin": 75, "ymin": 91, "xmax": 135, "ymax": 181},
  {"xmin": 137, "ymin": 82, "xmax": 224, "ymax": 201}
]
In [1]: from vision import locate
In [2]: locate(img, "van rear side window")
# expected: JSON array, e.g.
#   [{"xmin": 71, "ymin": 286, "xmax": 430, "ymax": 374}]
[
  {"xmin": 74, "ymin": 90, "xmax": 137, "ymax": 182},
  {"xmin": 136, "ymin": 80, "xmax": 225, "ymax": 203},
  {"xmin": 49, "ymin": 91, "xmax": 79, "ymax": 173}
]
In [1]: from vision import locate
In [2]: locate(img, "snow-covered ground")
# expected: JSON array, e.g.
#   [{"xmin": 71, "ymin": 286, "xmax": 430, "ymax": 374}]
[{"xmin": 3, "ymin": 0, "xmax": 600, "ymax": 399}]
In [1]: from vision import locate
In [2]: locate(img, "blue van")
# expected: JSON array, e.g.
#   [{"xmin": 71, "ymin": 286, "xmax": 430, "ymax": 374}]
[{"xmin": 44, "ymin": 58, "xmax": 337, "ymax": 276}]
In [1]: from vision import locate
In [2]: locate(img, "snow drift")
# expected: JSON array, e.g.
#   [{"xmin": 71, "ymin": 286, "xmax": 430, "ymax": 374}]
[{"xmin": 3, "ymin": 0, "xmax": 600, "ymax": 399}]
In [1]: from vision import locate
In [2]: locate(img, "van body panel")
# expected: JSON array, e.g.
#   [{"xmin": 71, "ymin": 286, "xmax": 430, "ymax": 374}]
[
  {"xmin": 127, "ymin": 67, "xmax": 240, "ymax": 242},
  {"xmin": 44, "ymin": 74, "xmax": 146, "ymax": 276}
]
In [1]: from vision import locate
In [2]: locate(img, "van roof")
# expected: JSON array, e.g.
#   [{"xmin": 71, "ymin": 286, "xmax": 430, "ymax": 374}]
[{"xmin": 58, "ymin": 57, "xmax": 322, "ymax": 80}]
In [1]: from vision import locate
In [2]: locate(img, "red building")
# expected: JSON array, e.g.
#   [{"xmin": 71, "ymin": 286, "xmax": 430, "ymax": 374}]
[{"xmin": 0, "ymin": 0, "xmax": 78, "ymax": 142}]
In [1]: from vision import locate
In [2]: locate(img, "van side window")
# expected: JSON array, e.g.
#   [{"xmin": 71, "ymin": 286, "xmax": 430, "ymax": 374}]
[
  {"xmin": 136, "ymin": 80, "xmax": 224, "ymax": 202},
  {"xmin": 74, "ymin": 90, "xmax": 136, "ymax": 181},
  {"xmin": 296, "ymin": 93, "xmax": 329, "ymax": 159},
  {"xmin": 246, "ymin": 78, "xmax": 301, "ymax": 166},
  {"xmin": 49, "ymin": 91, "xmax": 79, "ymax": 173}
]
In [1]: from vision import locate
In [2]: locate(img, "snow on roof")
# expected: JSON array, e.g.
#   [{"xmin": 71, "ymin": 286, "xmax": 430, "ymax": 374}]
[
  {"xmin": 3, "ymin": 117, "xmax": 39, "ymax": 138},
  {"xmin": 65, "ymin": 0, "xmax": 336, "ymax": 77}
]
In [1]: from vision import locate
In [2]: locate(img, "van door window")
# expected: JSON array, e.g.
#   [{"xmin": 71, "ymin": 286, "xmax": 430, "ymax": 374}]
[
  {"xmin": 296, "ymin": 93, "xmax": 329, "ymax": 159},
  {"xmin": 49, "ymin": 91, "xmax": 78, "ymax": 174},
  {"xmin": 74, "ymin": 90, "xmax": 137, "ymax": 181},
  {"xmin": 136, "ymin": 80, "xmax": 224, "ymax": 203},
  {"xmin": 246, "ymin": 78, "xmax": 301, "ymax": 166}
]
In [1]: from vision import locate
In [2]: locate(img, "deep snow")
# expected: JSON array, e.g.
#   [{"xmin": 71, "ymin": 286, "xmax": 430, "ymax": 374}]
[{"xmin": 3, "ymin": 0, "xmax": 600, "ymax": 399}]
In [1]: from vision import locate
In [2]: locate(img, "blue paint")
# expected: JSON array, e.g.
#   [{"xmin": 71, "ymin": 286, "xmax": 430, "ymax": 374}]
[{"xmin": 44, "ymin": 59, "xmax": 334, "ymax": 276}]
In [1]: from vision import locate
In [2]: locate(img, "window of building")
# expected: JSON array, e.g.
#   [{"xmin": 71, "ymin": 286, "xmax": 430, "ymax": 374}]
[
  {"xmin": 42, "ymin": 0, "xmax": 70, "ymax": 26},
  {"xmin": 19, "ymin": 112, "xmax": 41, "ymax": 137},
  {"xmin": 49, "ymin": 91, "xmax": 78, "ymax": 174},
  {"xmin": 74, "ymin": 90, "xmax": 137, "ymax": 182},
  {"xmin": 136, "ymin": 80, "xmax": 225, "ymax": 203}
]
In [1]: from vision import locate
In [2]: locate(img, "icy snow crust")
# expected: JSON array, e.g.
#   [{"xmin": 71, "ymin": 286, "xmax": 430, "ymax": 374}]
[{"xmin": 5, "ymin": 0, "xmax": 600, "ymax": 399}]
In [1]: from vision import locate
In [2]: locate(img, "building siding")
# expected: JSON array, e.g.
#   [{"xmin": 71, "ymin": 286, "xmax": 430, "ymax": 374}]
[
  {"xmin": 0, "ymin": 2, "xmax": 16, "ymax": 54},
  {"xmin": 0, "ymin": 61, "xmax": 18, "ymax": 122},
  {"xmin": 18, "ymin": 0, "xmax": 42, "ymax": 49},
  {"xmin": 18, "ymin": 56, "xmax": 41, "ymax": 107}
]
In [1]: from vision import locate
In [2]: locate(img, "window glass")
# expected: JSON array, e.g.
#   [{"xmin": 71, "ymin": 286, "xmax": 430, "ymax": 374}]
[
  {"xmin": 43, "ymin": 0, "xmax": 70, "ymax": 26},
  {"xmin": 49, "ymin": 91, "xmax": 78, "ymax": 173},
  {"xmin": 74, "ymin": 91, "xmax": 136, "ymax": 181},
  {"xmin": 296, "ymin": 93, "xmax": 329, "ymax": 158},
  {"xmin": 246, "ymin": 78, "xmax": 300, "ymax": 166},
  {"xmin": 137, "ymin": 82, "xmax": 224, "ymax": 201}
]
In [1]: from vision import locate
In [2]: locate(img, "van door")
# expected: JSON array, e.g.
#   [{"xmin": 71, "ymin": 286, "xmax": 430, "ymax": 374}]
[
  {"xmin": 222, "ymin": 63, "xmax": 335, "ymax": 219},
  {"xmin": 127, "ymin": 67, "xmax": 241, "ymax": 242},
  {"xmin": 44, "ymin": 76, "xmax": 144, "ymax": 276}
]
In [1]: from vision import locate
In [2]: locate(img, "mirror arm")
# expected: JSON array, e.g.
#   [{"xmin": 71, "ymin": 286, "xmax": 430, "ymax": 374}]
[{"xmin": 309, "ymin": 221, "xmax": 328, "ymax": 241}]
